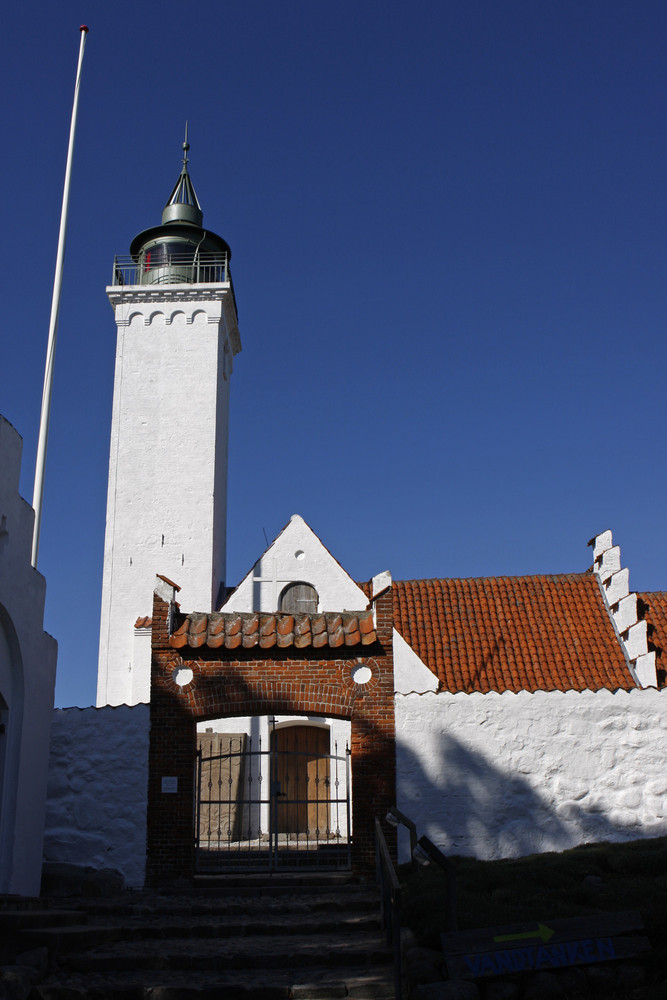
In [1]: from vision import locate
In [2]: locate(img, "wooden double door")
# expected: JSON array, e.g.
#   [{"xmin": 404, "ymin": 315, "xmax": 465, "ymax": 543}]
[{"xmin": 272, "ymin": 725, "xmax": 330, "ymax": 838}]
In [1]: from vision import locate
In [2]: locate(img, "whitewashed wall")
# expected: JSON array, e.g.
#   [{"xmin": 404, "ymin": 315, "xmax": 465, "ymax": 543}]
[
  {"xmin": 43, "ymin": 686, "xmax": 667, "ymax": 886},
  {"xmin": 0, "ymin": 416, "xmax": 58, "ymax": 896},
  {"xmin": 43, "ymin": 704, "xmax": 150, "ymax": 888},
  {"xmin": 395, "ymin": 688, "xmax": 667, "ymax": 862},
  {"xmin": 98, "ymin": 289, "xmax": 239, "ymax": 708}
]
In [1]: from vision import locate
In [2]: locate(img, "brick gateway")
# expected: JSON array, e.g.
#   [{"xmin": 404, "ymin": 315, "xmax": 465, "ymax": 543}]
[{"xmin": 147, "ymin": 582, "xmax": 397, "ymax": 884}]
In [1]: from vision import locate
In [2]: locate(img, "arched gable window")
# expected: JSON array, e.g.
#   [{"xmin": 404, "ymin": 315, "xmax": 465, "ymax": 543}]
[{"xmin": 279, "ymin": 582, "xmax": 319, "ymax": 614}]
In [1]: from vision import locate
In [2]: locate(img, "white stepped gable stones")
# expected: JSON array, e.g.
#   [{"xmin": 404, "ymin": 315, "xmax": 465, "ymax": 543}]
[{"xmin": 591, "ymin": 530, "xmax": 657, "ymax": 688}]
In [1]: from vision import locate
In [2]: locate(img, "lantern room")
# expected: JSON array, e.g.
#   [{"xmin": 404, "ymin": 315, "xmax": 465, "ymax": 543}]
[{"xmin": 112, "ymin": 132, "xmax": 234, "ymax": 290}]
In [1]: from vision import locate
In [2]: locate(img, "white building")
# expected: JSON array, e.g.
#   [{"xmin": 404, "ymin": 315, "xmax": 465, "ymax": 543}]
[
  {"xmin": 42, "ymin": 144, "xmax": 667, "ymax": 887},
  {"xmin": 0, "ymin": 415, "xmax": 57, "ymax": 895},
  {"xmin": 96, "ymin": 139, "xmax": 240, "ymax": 707}
]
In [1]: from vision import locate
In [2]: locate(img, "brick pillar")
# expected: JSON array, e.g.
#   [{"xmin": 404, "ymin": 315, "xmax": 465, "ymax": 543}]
[
  {"xmin": 350, "ymin": 584, "xmax": 397, "ymax": 871},
  {"xmin": 146, "ymin": 587, "xmax": 196, "ymax": 886}
]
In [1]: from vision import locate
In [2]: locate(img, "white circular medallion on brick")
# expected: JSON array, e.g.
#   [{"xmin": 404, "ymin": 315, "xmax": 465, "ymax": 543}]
[
  {"xmin": 172, "ymin": 666, "xmax": 194, "ymax": 687},
  {"xmin": 351, "ymin": 664, "xmax": 372, "ymax": 685}
]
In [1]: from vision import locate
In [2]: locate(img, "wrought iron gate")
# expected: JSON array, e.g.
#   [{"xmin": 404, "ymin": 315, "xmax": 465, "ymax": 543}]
[{"xmin": 195, "ymin": 722, "xmax": 351, "ymax": 872}]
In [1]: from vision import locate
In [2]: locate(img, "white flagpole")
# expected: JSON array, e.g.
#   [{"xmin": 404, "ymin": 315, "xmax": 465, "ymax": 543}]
[{"xmin": 32, "ymin": 25, "xmax": 89, "ymax": 568}]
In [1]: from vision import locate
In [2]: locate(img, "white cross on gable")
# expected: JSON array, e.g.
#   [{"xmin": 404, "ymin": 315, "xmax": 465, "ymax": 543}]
[{"xmin": 250, "ymin": 557, "xmax": 311, "ymax": 610}]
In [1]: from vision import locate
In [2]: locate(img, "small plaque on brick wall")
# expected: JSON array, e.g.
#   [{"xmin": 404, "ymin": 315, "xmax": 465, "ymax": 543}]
[{"xmin": 161, "ymin": 776, "xmax": 178, "ymax": 793}]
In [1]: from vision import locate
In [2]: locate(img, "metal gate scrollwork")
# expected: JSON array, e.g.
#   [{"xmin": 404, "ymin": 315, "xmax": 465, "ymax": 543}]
[{"xmin": 195, "ymin": 720, "xmax": 351, "ymax": 872}]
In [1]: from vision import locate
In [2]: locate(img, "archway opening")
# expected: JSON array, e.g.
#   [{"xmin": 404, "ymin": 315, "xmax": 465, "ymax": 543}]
[{"xmin": 194, "ymin": 714, "xmax": 350, "ymax": 872}]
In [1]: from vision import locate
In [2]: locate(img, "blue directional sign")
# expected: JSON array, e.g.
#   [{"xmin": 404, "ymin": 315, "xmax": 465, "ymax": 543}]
[{"xmin": 442, "ymin": 910, "xmax": 649, "ymax": 980}]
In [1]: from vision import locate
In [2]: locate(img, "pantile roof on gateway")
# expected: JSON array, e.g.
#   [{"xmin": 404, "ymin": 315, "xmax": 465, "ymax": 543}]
[
  {"xmin": 392, "ymin": 573, "xmax": 636, "ymax": 693},
  {"xmin": 169, "ymin": 611, "xmax": 377, "ymax": 651},
  {"xmin": 638, "ymin": 591, "xmax": 667, "ymax": 688}
]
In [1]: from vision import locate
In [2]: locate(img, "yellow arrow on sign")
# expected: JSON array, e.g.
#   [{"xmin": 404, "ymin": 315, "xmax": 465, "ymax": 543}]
[{"xmin": 493, "ymin": 924, "xmax": 555, "ymax": 944}]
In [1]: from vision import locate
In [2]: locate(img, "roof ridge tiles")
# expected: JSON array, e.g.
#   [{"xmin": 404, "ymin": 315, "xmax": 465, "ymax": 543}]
[
  {"xmin": 167, "ymin": 607, "xmax": 376, "ymax": 651},
  {"xmin": 393, "ymin": 571, "xmax": 590, "ymax": 585},
  {"xmin": 259, "ymin": 614, "xmax": 276, "ymax": 635}
]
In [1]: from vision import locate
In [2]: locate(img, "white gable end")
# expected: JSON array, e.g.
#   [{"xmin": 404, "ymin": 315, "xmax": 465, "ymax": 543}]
[
  {"xmin": 222, "ymin": 515, "xmax": 368, "ymax": 613},
  {"xmin": 393, "ymin": 629, "xmax": 439, "ymax": 694}
]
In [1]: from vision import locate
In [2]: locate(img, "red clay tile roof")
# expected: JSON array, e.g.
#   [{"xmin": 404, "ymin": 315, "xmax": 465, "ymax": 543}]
[
  {"xmin": 169, "ymin": 611, "xmax": 377, "ymax": 651},
  {"xmin": 135, "ymin": 617, "xmax": 152, "ymax": 629},
  {"xmin": 638, "ymin": 591, "xmax": 667, "ymax": 688},
  {"xmin": 393, "ymin": 573, "xmax": 636, "ymax": 693}
]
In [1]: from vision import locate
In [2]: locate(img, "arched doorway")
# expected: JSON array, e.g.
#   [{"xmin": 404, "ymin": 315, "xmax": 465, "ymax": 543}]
[{"xmin": 194, "ymin": 715, "xmax": 351, "ymax": 872}]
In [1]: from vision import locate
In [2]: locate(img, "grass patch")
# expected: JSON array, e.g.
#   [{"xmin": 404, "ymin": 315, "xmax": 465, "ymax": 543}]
[{"xmin": 399, "ymin": 836, "xmax": 667, "ymax": 990}]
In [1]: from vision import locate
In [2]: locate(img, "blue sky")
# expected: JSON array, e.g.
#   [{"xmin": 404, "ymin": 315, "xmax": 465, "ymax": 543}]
[{"xmin": 2, "ymin": 1, "xmax": 666, "ymax": 708}]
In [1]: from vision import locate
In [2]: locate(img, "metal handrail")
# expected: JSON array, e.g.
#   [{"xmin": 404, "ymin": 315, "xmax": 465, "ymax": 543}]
[
  {"xmin": 111, "ymin": 252, "xmax": 232, "ymax": 287},
  {"xmin": 386, "ymin": 806, "xmax": 418, "ymax": 869},
  {"xmin": 375, "ymin": 817, "xmax": 403, "ymax": 1000},
  {"xmin": 413, "ymin": 835, "xmax": 458, "ymax": 932}
]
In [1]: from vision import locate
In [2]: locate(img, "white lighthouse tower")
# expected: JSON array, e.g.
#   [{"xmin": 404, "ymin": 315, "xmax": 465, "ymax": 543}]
[{"xmin": 97, "ymin": 137, "xmax": 241, "ymax": 706}]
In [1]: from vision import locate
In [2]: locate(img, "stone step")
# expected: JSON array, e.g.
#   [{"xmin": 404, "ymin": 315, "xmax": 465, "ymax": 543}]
[
  {"xmin": 59, "ymin": 929, "xmax": 392, "ymax": 973},
  {"xmin": 26, "ymin": 886, "xmax": 399, "ymax": 999},
  {"xmin": 0, "ymin": 895, "xmax": 52, "ymax": 911},
  {"xmin": 20, "ymin": 924, "xmax": 125, "ymax": 955},
  {"xmin": 77, "ymin": 888, "xmax": 380, "ymax": 919},
  {"xmin": 108, "ymin": 910, "xmax": 379, "ymax": 937},
  {"xmin": 32, "ymin": 964, "xmax": 396, "ymax": 999},
  {"xmin": 20, "ymin": 911, "xmax": 382, "ymax": 954},
  {"xmin": 192, "ymin": 872, "xmax": 356, "ymax": 890},
  {"xmin": 0, "ymin": 909, "xmax": 88, "ymax": 931}
]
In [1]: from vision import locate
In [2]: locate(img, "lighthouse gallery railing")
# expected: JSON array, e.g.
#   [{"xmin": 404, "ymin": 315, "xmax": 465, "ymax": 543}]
[{"xmin": 111, "ymin": 251, "xmax": 232, "ymax": 288}]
